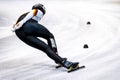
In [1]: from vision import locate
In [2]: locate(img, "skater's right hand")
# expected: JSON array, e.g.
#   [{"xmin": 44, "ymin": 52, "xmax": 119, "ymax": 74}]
[
  {"xmin": 12, "ymin": 24, "xmax": 19, "ymax": 32},
  {"xmin": 12, "ymin": 21, "xmax": 24, "ymax": 32}
]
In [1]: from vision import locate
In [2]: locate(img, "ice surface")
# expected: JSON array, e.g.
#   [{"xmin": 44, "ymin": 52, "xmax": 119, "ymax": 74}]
[{"xmin": 0, "ymin": 0, "xmax": 120, "ymax": 80}]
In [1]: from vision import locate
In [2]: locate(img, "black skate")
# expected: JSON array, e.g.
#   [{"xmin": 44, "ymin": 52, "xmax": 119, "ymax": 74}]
[
  {"xmin": 61, "ymin": 60, "xmax": 85, "ymax": 73},
  {"xmin": 56, "ymin": 58, "xmax": 67, "ymax": 68},
  {"xmin": 67, "ymin": 62, "xmax": 85, "ymax": 73}
]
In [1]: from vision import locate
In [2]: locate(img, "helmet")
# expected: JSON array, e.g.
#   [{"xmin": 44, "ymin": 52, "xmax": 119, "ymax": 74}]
[{"xmin": 32, "ymin": 3, "xmax": 46, "ymax": 15}]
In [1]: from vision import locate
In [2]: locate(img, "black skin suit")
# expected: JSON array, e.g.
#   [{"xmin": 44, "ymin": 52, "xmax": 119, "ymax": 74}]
[{"xmin": 15, "ymin": 12, "xmax": 63, "ymax": 63}]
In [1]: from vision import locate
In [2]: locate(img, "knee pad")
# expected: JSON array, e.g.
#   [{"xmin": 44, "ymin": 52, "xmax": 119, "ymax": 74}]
[
  {"xmin": 49, "ymin": 38, "xmax": 57, "ymax": 48},
  {"xmin": 49, "ymin": 33, "xmax": 54, "ymax": 38}
]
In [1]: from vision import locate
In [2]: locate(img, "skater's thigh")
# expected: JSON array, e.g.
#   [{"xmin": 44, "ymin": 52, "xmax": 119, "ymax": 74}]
[
  {"xmin": 15, "ymin": 30, "xmax": 49, "ymax": 52},
  {"xmin": 32, "ymin": 23, "xmax": 52, "ymax": 38},
  {"xmin": 24, "ymin": 36, "xmax": 49, "ymax": 52},
  {"xmin": 21, "ymin": 22, "xmax": 53, "ymax": 39}
]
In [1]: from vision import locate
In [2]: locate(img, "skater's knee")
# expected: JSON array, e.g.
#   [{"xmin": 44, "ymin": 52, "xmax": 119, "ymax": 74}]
[
  {"xmin": 45, "ymin": 47, "xmax": 51, "ymax": 53},
  {"xmin": 49, "ymin": 33, "xmax": 54, "ymax": 38}
]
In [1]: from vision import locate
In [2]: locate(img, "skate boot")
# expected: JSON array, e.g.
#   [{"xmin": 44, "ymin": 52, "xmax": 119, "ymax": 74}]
[
  {"xmin": 61, "ymin": 59, "xmax": 80, "ymax": 72},
  {"xmin": 55, "ymin": 58, "xmax": 67, "ymax": 68}
]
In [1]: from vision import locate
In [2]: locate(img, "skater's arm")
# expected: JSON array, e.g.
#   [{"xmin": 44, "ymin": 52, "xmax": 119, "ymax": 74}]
[
  {"xmin": 21, "ymin": 9, "xmax": 38, "ymax": 24},
  {"xmin": 16, "ymin": 9, "xmax": 38, "ymax": 26},
  {"xmin": 12, "ymin": 9, "xmax": 38, "ymax": 32}
]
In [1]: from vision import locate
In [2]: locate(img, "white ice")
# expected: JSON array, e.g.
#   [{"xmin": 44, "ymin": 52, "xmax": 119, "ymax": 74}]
[{"xmin": 0, "ymin": 0, "xmax": 120, "ymax": 80}]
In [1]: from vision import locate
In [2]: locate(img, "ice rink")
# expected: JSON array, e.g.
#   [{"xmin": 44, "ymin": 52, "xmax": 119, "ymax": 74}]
[{"xmin": 0, "ymin": 0, "xmax": 120, "ymax": 80}]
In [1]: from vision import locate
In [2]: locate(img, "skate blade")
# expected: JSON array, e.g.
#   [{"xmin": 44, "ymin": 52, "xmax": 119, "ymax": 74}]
[
  {"xmin": 68, "ymin": 65, "xmax": 85, "ymax": 73},
  {"xmin": 56, "ymin": 64, "xmax": 63, "ymax": 68},
  {"xmin": 56, "ymin": 65, "xmax": 62, "ymax": 68}
]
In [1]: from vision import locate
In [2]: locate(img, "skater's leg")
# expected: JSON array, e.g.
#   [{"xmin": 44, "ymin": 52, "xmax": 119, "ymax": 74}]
[
  {"xmin": 15, "ymin": 22, "xmax": 80, "ymax": 70},
  {"xmin": 29, "ymin": 23, "xmax": 59, "ymax": 54},
  {"xmin": 31, "ymin": 24, "xmax": 68, "ymax": 63},
  {"xmin": 35, "ymin": 24, "xmax": 58, "ymax": 53},
  {"xmin": 15, "ymin": 30, "xmax": 80, "ymax": 70},
  {"xmin": 15, "ymin": 30, "xmax": 63, "ymax": 63},
  {"xmin": 47, "ymin": 33, "xmax": 58, "ymax": 54}
]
